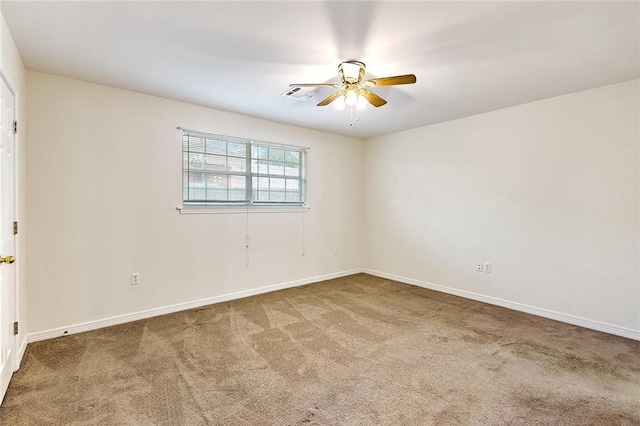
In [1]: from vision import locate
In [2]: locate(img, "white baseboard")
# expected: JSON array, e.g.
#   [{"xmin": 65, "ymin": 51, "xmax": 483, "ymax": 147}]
[
  {"xmin": 27, "ymin": 268, "xmax": 362, "ymax": 344},
  {"xmin": 363, "ymin": 268, "xmax": 640, "ymax": 342},
  {"xmin": 27, "ymin": 267, "xmax": 639, "ymax": 344}
]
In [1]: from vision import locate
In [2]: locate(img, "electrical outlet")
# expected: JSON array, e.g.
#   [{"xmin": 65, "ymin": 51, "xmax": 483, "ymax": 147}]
[
  {"xmin": 334, "ymin": 248, "xmax": 338, "ymax": 256},
  {"xmin": 484, "ymin": 263, "xmax": 492, "ymax": 273},
  {"xmin": 475, "ymin": 261, "xmax": 483, "ymax": 272},
  {"xmin": 131, "ymin": 272, "xmax": 140, "ymax": 285}
]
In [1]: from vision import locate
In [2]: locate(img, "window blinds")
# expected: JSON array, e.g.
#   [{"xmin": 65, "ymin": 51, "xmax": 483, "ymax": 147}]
[{"xmin": 180, "ymin": 128, "xmax": 307, "ymax": 207}]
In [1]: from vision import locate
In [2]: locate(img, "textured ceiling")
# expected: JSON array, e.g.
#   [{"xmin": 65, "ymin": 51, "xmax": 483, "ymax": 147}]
[{"xmin": 3, "ymin": 1, "xmax": 639, "ymax": 138}]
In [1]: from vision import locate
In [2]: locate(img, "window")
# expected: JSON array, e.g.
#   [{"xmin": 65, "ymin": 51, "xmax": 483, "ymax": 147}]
[{"xmin": 181, "ymin": 129, "xmax": 307, "ymax": 207}]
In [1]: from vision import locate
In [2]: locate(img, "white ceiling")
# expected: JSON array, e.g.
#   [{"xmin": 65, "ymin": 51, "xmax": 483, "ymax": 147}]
[{"xmin": 3, "ymin": 1, "xmax": 639, "ymax": 139}]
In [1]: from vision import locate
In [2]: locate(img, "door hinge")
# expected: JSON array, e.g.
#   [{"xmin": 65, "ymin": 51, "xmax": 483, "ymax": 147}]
[
  {"xmin": 13, "ymin": 221, "xmax": 18, "ymax": 235},
  {"xmin": 13, "ymin": 120, "xmax": 17, "ymax": 135},
  {"xmin": 13, "ymin": 322, "xmax": 18, "ymax": 335}
]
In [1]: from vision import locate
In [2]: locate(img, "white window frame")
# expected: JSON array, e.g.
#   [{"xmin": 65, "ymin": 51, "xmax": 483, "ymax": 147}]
[{"xmin": 180, "ymin": 128, "xmax": 307, "ymax": 209}]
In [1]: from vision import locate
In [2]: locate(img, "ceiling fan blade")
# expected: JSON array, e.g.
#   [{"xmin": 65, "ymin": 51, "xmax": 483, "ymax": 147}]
[
  {"xmin": 317, "ymin": 90, "xmax": 345, "ymax": 107},
  {"xmin": 360, "ymin": 89, "xmax": 387, "ymax": 107},
  {"xmin": 363, "ymin": 74, "xmax": 417, "ymax": 87},
  {"xmin": 289, "ymin": 83, "xmax": 341, "ymax": 88}
]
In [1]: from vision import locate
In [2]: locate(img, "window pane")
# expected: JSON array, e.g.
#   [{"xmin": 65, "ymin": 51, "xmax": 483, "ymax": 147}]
[
  {"xmin": 257, "ymin": 160, "xmax": 268, "ymax": 174},
  {"xmin": 205, "ymin": 155, "xmax": 226, "ymax": 172},
  {"xmin": 270, "ymin": 178, "xmax": 285, "ymax": 190},
  {"xmin": 269, "ymin": 162, "xmax": 284, "ymax": 176},
  {"xmin": 188, "ymin": 153, "xmax": 205, "ymax": 171},
  {"xmin": 257, "ymin": 177, "xmax": 269, "ymax": 190},
  {"xmin": 228, "ymin": 175, "xmax": 246, "ymax": 200},
  {"xmin": 270, "ymin": 191, "xmax": 286, "ymax": 202},
  {"xmin": 228, "ymin": 175, "xmax": 245, "ymax": 188},
  {"xmin": 286, "ymin": 192, "xmax": 300, "ymax": 202},
  {"xmin": 182, "ymin": 171, "xmax": 189, "ymax": 199},
  {"xmin": 285, "ymin": 151, "xmax": 300, "ymax": 164},
  {"xmin": 253, "ymin": 177, "xmax": 268, "ymax": 202},
  {"xmin": 206, "ymin": 174, "xmax": 226, "ymax": 187},
  {"xmin": 206, "ymin": 188, "xmax": 227, "ymax": 200},
  {"xmin": 189, "ymin": 187, "xmax": 206, "ymax": 200},
  {"xmin": 228, "ymin": 156, "xmax": 246, "ymax": 172},
  {"xmin": 285, "ymin": 163, "xmax": 299, "ymax": 177},
  {"xmin": 252, "ymin": 145, "xmax": 268, "ymax": 160},
  {"xmin": 187, "ymin": 137, "xmax": 205, "ymax": 153},
  {"xmin": 286, "ymin": 179, "xmax": 299, "ymax": 191},
  {"xmin": 269, "ymin": 148, "xmax": 284, "ymax": 162},
  {"xmin": 228, "ymin": 142, "xmax": 246, "ymax": 157},
  {"xmin": 188, "ymin": 172, "xmax": 205, "ymax": 184},
  {"xmin": 206, "ymin": 174, "xmax": 227, "ymax": 201},
  {"xmin": 286, "ymin": 179, "xmax": 300, "ymax": 203},
  {"xmin": 206, "ymin": 139, "xmax": 225, "ymax": 155}
]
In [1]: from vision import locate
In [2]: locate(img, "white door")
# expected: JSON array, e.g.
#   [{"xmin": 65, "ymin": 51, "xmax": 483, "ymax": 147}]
[{"xmin": 0, "ymin": 72, "xmax": 16, "ymax": 404}]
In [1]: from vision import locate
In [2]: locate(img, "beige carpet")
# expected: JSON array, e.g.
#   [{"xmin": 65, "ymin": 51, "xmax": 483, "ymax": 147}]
[{"xmin": 1, "ymin": 273, "xmax": 638, "ymax": 425}]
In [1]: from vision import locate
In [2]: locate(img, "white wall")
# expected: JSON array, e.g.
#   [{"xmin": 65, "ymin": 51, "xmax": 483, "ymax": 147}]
[
  {"xmin": 26, "ymin": 71, "xmax": 362, "ymax": 334},
  {"xmin": 0, "ymin": 11, "xmax": 27, "ymax": 358},
  {"xmin": 24, "ymin": 70, "xmax": 640, "ymax": 339},
  {"xmin": 363, "ymin": 80, "xmax": 640, "ymax": 334}
]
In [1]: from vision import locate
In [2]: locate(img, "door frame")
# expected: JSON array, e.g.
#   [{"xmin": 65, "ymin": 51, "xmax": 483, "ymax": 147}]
[{"xmin": 0, "ymin": 67, "xmax": 20, "ymax": 374}]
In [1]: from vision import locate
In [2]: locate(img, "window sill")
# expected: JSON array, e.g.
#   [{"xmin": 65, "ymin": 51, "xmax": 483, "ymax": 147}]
[{"xmin": 176, "ymin": 205, "xmax": 310, "ymax": 215}]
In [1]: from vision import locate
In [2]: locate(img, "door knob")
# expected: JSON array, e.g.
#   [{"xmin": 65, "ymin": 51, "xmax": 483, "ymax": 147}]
[{"xmin": 0, "ymin": 255, "xmax": 15, "ymax": 264}]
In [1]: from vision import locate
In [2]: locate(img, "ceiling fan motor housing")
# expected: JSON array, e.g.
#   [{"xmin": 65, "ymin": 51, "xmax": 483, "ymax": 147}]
[{"xmin": 339, "ymin": 60, "xmax": 366, "ymax": 84}]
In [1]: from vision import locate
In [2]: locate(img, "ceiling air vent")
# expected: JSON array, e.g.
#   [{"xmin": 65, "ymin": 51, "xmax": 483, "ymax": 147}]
[{"xmin": 282, "ymin": 86, "xmax": 317, "ymax": 101}]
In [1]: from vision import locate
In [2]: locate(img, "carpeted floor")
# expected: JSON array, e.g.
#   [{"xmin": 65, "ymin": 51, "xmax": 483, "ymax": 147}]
[{"xmin": 1, "ymin": 273, "xmax": 639, "ymax": 425}]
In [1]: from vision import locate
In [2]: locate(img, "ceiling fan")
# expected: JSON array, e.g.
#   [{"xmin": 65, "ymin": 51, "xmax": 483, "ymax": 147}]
[{"xmin": 289, "ymin": 60, "xmax": 417, "ymax": 108}]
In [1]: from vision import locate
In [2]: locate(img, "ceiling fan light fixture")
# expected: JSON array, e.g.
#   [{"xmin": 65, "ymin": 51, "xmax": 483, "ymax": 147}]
[
  {"xmin": 344, "ymin": 89, "xmax": 358, "ymax": 106},
  {"xmin": 334, "ymin": 96, "xmax": 346, "ymax": 110}
]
